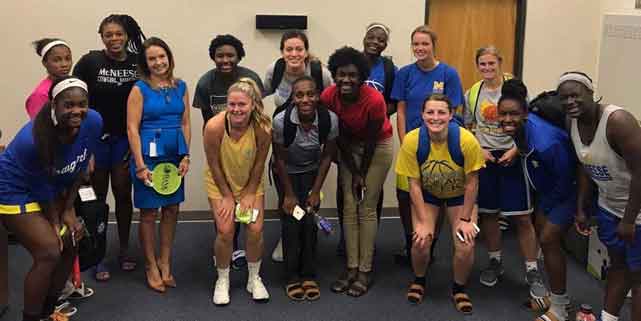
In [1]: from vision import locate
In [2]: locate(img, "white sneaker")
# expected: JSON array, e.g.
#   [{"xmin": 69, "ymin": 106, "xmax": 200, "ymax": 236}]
[
  {"xmin": 213, "ymin": 277, "xmax": 230, "ymax": 306},
  {"xmin": 247, "ymin": 276, "xmax": 270, "ymax": 302},
  {"xmin": 271, "ymin": 239, "xmax": 283, "ymax": 262}
]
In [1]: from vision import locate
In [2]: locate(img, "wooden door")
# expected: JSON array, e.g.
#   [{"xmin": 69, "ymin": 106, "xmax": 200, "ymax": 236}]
[{"xmin": 427, "ymin": 0, "xmax": 521, "ymax": 91}]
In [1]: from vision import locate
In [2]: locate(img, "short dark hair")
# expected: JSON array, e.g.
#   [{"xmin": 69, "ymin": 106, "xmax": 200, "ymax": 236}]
[
  {"xmin": 137, "ymin": 37, "xmax": 176, "ymax": 82},
  {"xmin": 291, "ymin": 75, "xmax": 318, "ymax": 93},
  {"xmin": 327, "ymin": 46, "xmax": 370, "ymax": 81},
  {"xmin": 208, "ymin": 34, "xmax": 246, "ymax": 62},
  {"xmin": 423, "ymin": 93, "xmax": 453, "ymax": 111},
  {"xmin": 279, "ymin": 30, "xmax": 309, "ymax": 51}
]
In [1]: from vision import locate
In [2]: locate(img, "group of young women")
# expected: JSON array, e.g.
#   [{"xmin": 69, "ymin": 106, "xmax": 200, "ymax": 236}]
[{"xmin": 1, "ymin": 13, "xmax": 640, "ymax": 321}]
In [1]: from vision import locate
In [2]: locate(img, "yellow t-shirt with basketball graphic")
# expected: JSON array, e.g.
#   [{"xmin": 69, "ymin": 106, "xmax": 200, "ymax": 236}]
[{"xmin": 395, "ymin": 126, "xmax": 485, "ymax": 199}]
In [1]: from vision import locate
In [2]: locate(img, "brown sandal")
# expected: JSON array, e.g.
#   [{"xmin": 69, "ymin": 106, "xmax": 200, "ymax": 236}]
[
  {"xmin": 301, "ymin": 280, "xmax": 320, "ymax": 301},
  {"xmin": 285, "ymin": 282, "xmax": 305, "ymax": 301},
  {"xmin": 330, "ymin": 268, "xmax": 357, "ymax": 293},
  {"xmin": 346, "ymin": 271, "xmax": 370, "ymax": 297},
  {"xmin": 452, "ymin": 292, "xmax": 473, "ymax": 315},
  {"xmin": 406, "ymin": 283, "xmax": 425, "ymax": 304}
]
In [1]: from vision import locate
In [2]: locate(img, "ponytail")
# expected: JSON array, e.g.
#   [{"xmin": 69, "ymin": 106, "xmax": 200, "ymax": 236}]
[
  {"xmin": 32, "ymin": 102, "xmax": 59, "ymax": 175},
  {"xmin": 228, "ymin": 78, "xmax": 271, "ymax": 131}
]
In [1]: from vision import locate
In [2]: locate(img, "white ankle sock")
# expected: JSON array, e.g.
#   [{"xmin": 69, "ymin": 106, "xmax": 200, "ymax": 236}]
[
  {"xmin": 489, "ymin": 250, "xmax": 502, "ymax": 262},
  {"xmin": 248, "ymin": 260, "xmax": 261, "ymax": 280},
  {"xmin": 525, "ymin": 260, "xmax": 538, "ymax": 272},
  {"xmin": 217, "ymin": 267, "xmax": 230, "ymax": 280},
  {"xmin": 549, "ymin": 292, "xmax": 569, "ymax": 319},
  {"xmin": 601, "ymin": 310, "xmax": 618, "ymax": 321}
]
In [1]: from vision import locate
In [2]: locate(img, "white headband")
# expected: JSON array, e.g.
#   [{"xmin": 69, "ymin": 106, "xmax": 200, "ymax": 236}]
[
  {"xmin": 39, "ymin": 40, "xmax": 70, "ymax": 58},
  {"xmin": 558, "ymin": 73, "xmax": 594, "ymax": 91},
  {"xmin": 51, "ymin": 78, "xmax": 88, "ymax": 100},
  {"xmin": 366, "ymin": 23, "xmax": 390, "ymax": 36}
]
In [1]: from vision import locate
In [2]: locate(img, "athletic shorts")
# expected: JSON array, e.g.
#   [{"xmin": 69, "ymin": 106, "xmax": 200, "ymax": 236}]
[
  {"xmin": 422, "ymin": 190, "xmax": 465, "ymax": 207},
  {"xmin": 538, "ymin": 194, "xmax": 576, "ymax": 228},
  {"xmin": 94, "ymin": 134, "xmax": 130, "ymax": 169},
  {"xmin": 478, "ymin": 150, "xmax": 532, "ymax": 216},
  {"xmin": 0, "ymin": 202, "xmax": 41, "ymax": 215},
  {"xmin": 596, "ymin": 207, "xmax": 641, "ymax": 271}
]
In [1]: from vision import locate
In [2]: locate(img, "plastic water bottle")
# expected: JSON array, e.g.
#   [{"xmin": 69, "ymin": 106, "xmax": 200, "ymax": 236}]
[{"xmin": 576, "ymin": 304, "xmax": 596, "ymax": 321}]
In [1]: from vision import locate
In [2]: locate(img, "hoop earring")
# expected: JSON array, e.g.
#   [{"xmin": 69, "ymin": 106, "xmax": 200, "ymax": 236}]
[{"xmin": 51, "ymin": 108, "xmax": 58, "ymax": 126}]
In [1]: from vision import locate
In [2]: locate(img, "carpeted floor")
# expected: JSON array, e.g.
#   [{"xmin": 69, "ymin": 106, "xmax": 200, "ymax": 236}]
[{"xmin": 3, "ymin": 214, "xmax": 631, "ymax": 321}]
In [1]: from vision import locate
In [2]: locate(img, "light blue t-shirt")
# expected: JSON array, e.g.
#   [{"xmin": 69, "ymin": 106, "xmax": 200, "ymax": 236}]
[{"xmin": 391, "ymin": 62, "xmax": 464, "ymax": 131}]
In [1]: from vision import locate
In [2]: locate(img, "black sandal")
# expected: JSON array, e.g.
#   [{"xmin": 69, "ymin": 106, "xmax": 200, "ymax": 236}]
[
  {"xmin": 407, "ymin": 283, "xmax": 425, "ymax": 304},
  {"xmin": 285, "ymin": 282, "xmax": 305, "ymax": 301},
  {"xmin": 330, "ymin": 268, "xmax": 357, "ymax": 293},
  {"xmin": 346, "ymin": 271, "xmax": 370, "ymax": 297}
]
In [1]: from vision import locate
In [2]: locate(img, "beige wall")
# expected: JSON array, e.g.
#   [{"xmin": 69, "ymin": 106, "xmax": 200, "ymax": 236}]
[{"xmin": 0, "ymin": 0, "xmax": 635, "ymax": 211}]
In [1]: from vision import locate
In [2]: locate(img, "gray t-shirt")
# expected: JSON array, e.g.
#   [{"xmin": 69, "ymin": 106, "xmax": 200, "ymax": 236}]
[
  {"xmin": 272, "ymin": 107, "xmax": 339, "ymax": 174},
  {"xmin": 192, "ymin": 66, "xmax": 264, "ymax": 119},
  {"xmin": 464, "ymin": 85, "xmax": 514, "ymax": 150},
  {"xmin": 264, "ymin": 60, "xmax": 333, "ymax": 107}
]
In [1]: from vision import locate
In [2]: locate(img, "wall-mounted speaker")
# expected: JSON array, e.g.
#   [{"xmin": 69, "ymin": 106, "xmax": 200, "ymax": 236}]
[{"xmin": 256, "ymin": 15, "xmax": 307, "ymax": 30}]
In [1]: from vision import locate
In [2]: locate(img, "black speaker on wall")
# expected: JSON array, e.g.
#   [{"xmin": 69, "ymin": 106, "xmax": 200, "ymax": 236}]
[{"xmin": 256, "ymin": 15, "xmax": 307, "ymax": 30}]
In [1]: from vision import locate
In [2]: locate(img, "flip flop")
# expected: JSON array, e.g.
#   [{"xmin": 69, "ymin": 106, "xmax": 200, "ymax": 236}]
[{"xmin": 94, "ymin": 262, "xmax": 110, "ymax": 282}]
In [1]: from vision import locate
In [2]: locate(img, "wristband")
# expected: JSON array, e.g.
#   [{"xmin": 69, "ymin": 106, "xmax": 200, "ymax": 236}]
[{"xmin": 460, "ymin": 217, "xmax": 472, "ymax": 223}]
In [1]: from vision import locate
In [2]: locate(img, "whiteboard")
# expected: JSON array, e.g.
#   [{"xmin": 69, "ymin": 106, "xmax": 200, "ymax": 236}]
[{"xmin": 598, "ymin": 13, "xmax": 641, "ymax": 120}]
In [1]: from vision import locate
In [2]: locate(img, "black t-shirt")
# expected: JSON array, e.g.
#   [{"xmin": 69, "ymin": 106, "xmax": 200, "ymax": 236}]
[
  {"xmin": 73, "ymin": 50, "xmax": 138, "ymax": 136},
  {"xmin": 192, "ymin": 66, "xmax": 264, "ymax": 124}
]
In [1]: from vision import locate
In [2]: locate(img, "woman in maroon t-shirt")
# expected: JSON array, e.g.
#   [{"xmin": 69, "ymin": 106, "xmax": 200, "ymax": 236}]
[{"xmin": 320, "ymin": 46, "xmax": 393, "ymax": 297}]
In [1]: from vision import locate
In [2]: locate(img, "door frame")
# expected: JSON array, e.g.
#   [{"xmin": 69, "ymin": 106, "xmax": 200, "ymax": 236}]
[{"xmin": 424, "ymin": 0, "xmax": 527, "ymax": 78}]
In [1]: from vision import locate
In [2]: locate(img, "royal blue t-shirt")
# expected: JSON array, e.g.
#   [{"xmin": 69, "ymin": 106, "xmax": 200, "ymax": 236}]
[
  {"xmin": 365, "ymin": 56, "xmax": 398, "ymax": 103},
  {"xmin": 391, "ymin": 62, "xmax": 464, "ymax": 131},
  {"xmin": 0, "ymin": 109, "xmax": 102, "ymax": 205}
]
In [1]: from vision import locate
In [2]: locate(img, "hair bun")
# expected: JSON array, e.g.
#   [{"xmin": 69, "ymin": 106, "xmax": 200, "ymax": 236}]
[{"xmin": 501, "ymin": 78, "xmax": 528, "ymax": 101}]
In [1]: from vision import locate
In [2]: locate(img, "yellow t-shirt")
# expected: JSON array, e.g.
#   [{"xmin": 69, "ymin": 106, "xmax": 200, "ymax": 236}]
[{"xmin": 395, "ymin": 126, "xmax": 485, "ymax": 199}]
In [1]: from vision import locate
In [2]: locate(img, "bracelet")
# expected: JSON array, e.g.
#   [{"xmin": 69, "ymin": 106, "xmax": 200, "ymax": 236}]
[
  {"xmin": 460, "ymin": 217, "xmax": 472, "ymax": 223},
  {"xmin": 135, "ymin": 166, "xmax": 147, "ymax": 173}
]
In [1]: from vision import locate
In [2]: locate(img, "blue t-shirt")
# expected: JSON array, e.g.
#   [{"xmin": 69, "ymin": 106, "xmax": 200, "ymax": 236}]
[
  {"xmin": 391, "ymin": 62, "xmax": 464, "ymax": 131},
  {"xmin": 365, "ymin": 56, "xmax": 397, "ymax": 103},
  {"xmin": 0, "ymin": 109, "xmax": 103, "ymax": 204},
  {"xmin": 522, "ymin": 114, "xmax": 577, "ymax": 208}
]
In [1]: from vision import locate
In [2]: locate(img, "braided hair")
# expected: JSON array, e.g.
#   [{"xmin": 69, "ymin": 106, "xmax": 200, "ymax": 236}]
[{"xmin": 99, "ymin": 14, "xmax": 146, "ymax": 54}]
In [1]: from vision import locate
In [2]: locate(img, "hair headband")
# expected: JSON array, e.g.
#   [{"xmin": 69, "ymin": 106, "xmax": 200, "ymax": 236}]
[
  {"xmin": 39, "ymin": 40, "xmax": 70, "ymax": 58},
  {"xmin": 558, "ymin": 72, "xmax": 594, "ymax": 91},
  {"xmin": 51, "ymin": 78, "xmax": 88, "ymax": 100},
  {"xmin": 366, "ymin": 24, "xmax": 390, "ymax": 36}
]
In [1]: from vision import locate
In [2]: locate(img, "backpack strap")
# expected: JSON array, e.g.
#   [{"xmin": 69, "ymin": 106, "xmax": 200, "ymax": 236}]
[
  {"xmin": 283, "ymin": 105, "xmax": 297, "ymax": 148},
  {"xmin": 468, "ymin": 80, "xmax": 484, "ymax": 124},
  {"xmin": 416, "ymin": 121, "xmax": 464, "ymax": 167},
  {"xmin": 317, "ymin": 105, "xmax": 331, "ymax": 145},
  {"xmin": 310, "ymin": 60, "xmax": 324, "ymax": 93},
  {"xmin": 270, "ymin": 58, "xmax": 287, "ymax": 95},
  {"xmin": 446, "ymin": 122, "xmax": 464, "ymax": 167},
  {"xmin": 382, "ymin": 56, "xmax": 395, "ymax": 103}
]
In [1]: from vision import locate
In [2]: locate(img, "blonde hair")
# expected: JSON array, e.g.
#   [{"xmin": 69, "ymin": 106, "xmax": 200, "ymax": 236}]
[
  {"xmin": 411, "ymin": 25, "xmax": 437, "ymax": 48},
  {"xmin": 228, "ymin": 78, "xmax": 271, "ymax": 130},
  {"xmin": 475, "ymin": 45, "xmax": 503, "ymax": 64}
]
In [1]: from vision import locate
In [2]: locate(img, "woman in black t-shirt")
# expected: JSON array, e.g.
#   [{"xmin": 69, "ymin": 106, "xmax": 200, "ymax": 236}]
[{"xmin": 73, "ymin": 14, "xmax": 145, "ymax": 282}]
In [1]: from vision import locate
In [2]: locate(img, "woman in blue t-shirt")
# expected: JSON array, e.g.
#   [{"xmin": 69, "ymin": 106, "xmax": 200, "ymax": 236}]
[{"xmin": 0, "ymin": 76, "xmax": 102, "ymax": 321}]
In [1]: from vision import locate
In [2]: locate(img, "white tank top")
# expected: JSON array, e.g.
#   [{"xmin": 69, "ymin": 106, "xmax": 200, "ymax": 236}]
[{"xmin": 571, "ymin": 105, "xmax": 641, "ymax": 224}]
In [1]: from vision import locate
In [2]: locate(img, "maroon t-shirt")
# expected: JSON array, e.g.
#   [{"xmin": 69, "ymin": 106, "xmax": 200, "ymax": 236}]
[{"xmin": 320, "ymin": 84, "xmax": 393, "ymax": 141}]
